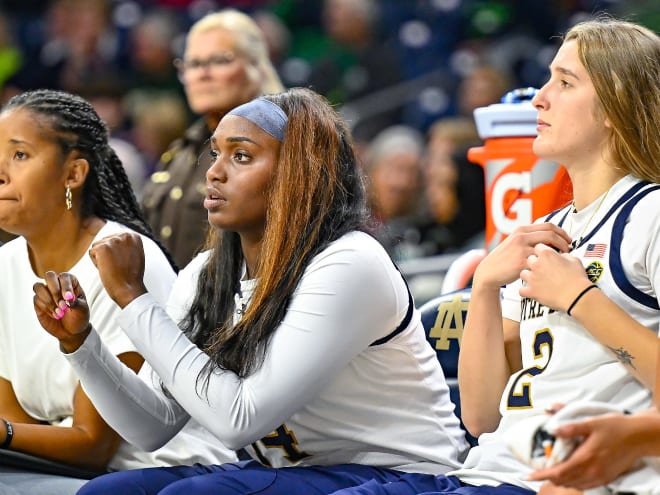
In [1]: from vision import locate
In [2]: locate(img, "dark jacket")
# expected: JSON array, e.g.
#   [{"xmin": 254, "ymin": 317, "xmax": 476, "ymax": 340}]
[{"xmin": 141, "ymin": 119, "xmax": 211, "ymax": 269}]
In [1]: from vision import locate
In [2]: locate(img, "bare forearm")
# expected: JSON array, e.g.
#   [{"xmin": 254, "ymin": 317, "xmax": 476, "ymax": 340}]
[
  {"xmin": 570, "ymin": 288, "xmax": 657, "ymax": 389},
  {"xmin": 1, "ymin": 421, "xmax": 118, "ymax": 470},
  {"xmin": 459, "ymin": 283, "xmax": 513, "ymax": 435}
]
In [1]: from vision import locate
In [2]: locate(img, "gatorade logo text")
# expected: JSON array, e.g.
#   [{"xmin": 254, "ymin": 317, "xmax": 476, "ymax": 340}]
[{"xmin": 492, "ymin": 171, "xmax": 532, "ymax": 235}]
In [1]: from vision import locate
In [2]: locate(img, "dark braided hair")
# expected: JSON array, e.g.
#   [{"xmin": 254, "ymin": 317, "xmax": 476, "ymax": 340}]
[{"xmin": 4, "ymin": 89, "xmax": 178, "ymax": 271}]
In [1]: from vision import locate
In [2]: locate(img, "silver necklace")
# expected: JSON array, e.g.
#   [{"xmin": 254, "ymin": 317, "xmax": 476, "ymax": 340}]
[{"xmin": 568, "ymin": 189, "xmax": 610, "ymax": 251}]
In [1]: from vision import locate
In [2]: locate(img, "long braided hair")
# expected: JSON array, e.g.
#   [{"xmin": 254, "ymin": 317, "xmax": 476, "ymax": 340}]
[
  {"xmin": 181, "ymin": 87, "xmax": 370, "ymax": 388},
  {"xmin": 4, "ymin": 89, "xmax": 178, "ymax": 270}
]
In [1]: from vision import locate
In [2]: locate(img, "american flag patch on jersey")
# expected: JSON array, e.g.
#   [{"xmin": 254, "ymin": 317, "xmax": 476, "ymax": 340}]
[{"xmin": 585, "ymin": 243, "xmax": 607, "ymax": 257}]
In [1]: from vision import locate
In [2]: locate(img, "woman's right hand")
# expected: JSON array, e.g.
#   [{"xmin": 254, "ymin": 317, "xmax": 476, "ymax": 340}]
[
  {"xmin": 33, "ymin": 271, "xmax": 92, "ymax": 353},
  {"xmin": 472, "ymin": 222, "xmax": 571, "ymax": 290}
]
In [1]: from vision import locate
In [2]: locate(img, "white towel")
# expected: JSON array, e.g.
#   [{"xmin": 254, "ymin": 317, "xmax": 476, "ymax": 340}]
[{"xmin": 507, "ymin": 401, "xmax": 660, "ymax": 495}]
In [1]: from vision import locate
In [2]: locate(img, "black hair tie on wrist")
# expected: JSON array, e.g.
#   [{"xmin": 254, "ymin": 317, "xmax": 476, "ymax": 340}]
[
  {"xmin": 567, "ymin": 284, "xmax": 599, "ymax": 316},
  {"xmin": 1, "ymin": 418, "xmax": 13, "ymax": 449}
]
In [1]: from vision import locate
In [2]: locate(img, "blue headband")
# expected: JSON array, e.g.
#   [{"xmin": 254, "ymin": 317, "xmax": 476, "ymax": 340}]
[{"xmin": 227, "ymin": 97, "xmax": 288, "ymax": 142}]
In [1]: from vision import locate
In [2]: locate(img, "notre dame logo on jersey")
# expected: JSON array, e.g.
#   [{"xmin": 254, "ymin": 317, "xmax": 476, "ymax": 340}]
[{"xmin": 586, "ymin": 261, "xmax": 604, "ymax": 283}]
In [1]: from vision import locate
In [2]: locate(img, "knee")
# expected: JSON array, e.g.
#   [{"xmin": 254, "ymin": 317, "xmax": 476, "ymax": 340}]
[{"xmin": 77, "ymin": 472, "xmax": 143, "ymax": 495}]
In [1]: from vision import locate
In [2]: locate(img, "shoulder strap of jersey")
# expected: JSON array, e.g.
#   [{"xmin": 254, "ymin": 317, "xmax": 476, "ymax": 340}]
[
  {"xmin": 542, "ymin": 197, "xmax": 577, "ymax": 227},
  {"xmin": 609, "ymin": 183, "xmax": 660, "ymax": 310},
  {"xmin": 576, "ymin": 181, "xmax": 648, "ymax": 249}
]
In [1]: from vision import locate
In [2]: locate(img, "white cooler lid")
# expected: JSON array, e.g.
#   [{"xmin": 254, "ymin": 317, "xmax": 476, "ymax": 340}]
[{"xmin": 473, "ymin": 101, "xmax": 538, "ymax": 139}]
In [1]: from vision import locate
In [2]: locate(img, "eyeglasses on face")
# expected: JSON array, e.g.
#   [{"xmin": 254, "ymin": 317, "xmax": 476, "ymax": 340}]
[{"xmin": 173, "ymin": 52, "xmax": 238, "ymax": 73}]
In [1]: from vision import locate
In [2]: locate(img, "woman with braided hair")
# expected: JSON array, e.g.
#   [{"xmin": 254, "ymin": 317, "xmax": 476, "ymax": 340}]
[{"xmin": 0, "ymin": 89, "xmax": 236, "ymax": 495}]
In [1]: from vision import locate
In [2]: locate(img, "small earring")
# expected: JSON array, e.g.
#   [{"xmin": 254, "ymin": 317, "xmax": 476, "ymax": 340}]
[{"xmin": 65, "ymin": 185, "xmax": 72, "ymax": 211}]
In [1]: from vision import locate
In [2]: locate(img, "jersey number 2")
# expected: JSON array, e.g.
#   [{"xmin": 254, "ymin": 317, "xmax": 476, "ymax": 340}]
[{"xmin": 506, "ymin": 328, "xmax": 554, "ymax": 409}]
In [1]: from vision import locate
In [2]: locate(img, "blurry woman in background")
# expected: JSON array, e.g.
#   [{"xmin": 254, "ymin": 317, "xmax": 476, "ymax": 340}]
[{"xmin": 141, "ymin": 8, "xmax": 284, "ymax": 268}]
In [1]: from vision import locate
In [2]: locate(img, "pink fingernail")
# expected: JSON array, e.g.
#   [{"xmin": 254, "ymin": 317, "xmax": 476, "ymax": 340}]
[
  {"xmin": 64, "ymin": 291, "xmax": 75, "ymax": 302},
  {"xmin": 55, "ymin": 307, "xmax": 65, "ymax": 319}
]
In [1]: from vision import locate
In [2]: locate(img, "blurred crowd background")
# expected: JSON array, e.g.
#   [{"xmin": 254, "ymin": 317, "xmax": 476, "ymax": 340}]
[{"xmin": 0, "ymin": 0, "xmax": 656, "ymax": 297}]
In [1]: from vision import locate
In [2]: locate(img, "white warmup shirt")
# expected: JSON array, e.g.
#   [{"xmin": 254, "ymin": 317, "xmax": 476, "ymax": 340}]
[{"xmin": 65, "ymin": 231, "xmax": 470, "ymax": 474}]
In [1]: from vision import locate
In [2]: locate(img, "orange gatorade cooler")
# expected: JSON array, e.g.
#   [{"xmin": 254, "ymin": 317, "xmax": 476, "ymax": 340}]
[{"xmin": 468, "ymin": 88, "xmax": 572, "ymax": 251}]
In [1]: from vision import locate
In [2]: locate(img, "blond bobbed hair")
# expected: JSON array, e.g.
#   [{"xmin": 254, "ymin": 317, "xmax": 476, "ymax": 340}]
[{"xmin": 188, "ymin": 9, "xmax": 284, "ymax": 95}]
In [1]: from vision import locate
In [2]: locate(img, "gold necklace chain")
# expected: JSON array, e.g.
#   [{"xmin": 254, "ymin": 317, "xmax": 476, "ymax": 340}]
[{"xmin": 568, "ymin": 189, "xmax": 610, "ymax": 251}]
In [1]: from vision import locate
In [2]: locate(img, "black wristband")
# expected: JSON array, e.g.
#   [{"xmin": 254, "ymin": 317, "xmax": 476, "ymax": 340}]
[
  {"xmin": 1, "ymin": 418, "xmax": 13, "ymax": 449},
  {"xmin": 567, "ymin": 284, "xmax": 599, "ymax": 316}
]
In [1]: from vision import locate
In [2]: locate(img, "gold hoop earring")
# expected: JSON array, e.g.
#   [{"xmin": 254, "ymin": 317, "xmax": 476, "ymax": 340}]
[{"xmin": 65, "ymin": 185, "xmax": 73, "ymax": 211}]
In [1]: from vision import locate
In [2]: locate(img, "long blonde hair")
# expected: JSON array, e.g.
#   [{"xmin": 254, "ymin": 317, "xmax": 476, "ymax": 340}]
[{"xmin": 565, "ymin": 18, "xmax": 660, "ymax": 182}]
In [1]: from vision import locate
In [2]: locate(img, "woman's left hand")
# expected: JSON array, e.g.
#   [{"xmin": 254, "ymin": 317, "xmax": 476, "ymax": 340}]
[
  {"xmin": 33, "ymin": 271, "xmax": 92, "ymax": 353},
  {"xmin": 519, "ymin": 243, "xmax": 592, "ymax": 311},
  {"xmin": 528, "ymin": 413, "xmax": 649, "ymax": 490}
]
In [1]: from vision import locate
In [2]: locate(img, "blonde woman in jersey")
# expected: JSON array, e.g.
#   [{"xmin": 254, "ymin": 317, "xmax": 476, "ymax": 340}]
[
  {"xmin": 32, "ymin": 87, "xmax": 469, "ymax": 495},
  {"xmin": 324, "ymin": 16, "xmax": 660, "ymax": 495}
]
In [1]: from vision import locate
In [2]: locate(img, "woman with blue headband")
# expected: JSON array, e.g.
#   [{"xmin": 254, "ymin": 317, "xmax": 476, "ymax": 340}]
[{"xmin": 31, "ymin": 87, "xmax": 469, "ymax": 495}]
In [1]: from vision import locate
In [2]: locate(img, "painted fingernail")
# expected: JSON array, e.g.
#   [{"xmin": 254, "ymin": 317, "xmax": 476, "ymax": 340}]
[
  {"xmin": 55, "ymin": 307, "xmax": 65, "ymax": 319},
  {"xmin": 64, "ymin": 291, "xmax": 75, "ymax": 302}
]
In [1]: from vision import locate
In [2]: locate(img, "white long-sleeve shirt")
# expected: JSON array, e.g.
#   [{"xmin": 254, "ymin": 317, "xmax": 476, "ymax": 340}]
[{"xmin": 66, "ymin": 231, "xmax": 469, "ymax": 474}]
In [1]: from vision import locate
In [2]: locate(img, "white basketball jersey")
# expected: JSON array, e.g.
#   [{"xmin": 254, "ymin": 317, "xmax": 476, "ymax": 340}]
[{"xmin": 452, "ymin": 175, "xmax": 660, "ymax": 489}]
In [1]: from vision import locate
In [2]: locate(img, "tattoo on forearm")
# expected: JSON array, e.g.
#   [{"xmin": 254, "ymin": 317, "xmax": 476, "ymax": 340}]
[{"xmin": 607, "ymin": 346, "xmax": 636, "ymax": 369}]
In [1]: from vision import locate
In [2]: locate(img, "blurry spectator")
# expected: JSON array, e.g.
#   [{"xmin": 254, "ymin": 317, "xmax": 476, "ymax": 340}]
[
  {"xmin": 126, "ymin": 91, "xmax": 189, "ymax": 177},
  {"xmin": 364, "ymin": 125, "xmax": 426, "ymax": 260},
  {"xmin": 422, "ymin": 116, "xmax": 485, "ymax": 254},
  {"xmin": 456, "ymin": 64, "xmax": 513, "ymax": 118},
  {"xmin": 458, "ymin": 0, "xmax": 563, "ymax": 88},
  {"xmin": 78, "ymin": 76, "xmax": 151, "ymax": 199},
  {"xmin": 427, "ymin": 116, "xmax": 480, "ymax": 163},
  {"xmin": 8, "ymin": 0, "xmax": 126, "ymax": 94},
  {"xmin": 304, "ymin": 0, "xmax": 405, "ymax": 142},
  {"xmin": 0, "ymin": 13, "xmax": 22, "ymax": 93},
  {"xmin": 141, "ymin": 9, "xmax": 283, "ymax": 268},
  {"xmin": 125, "ymin": 7, "xmax": 183, "ymax": 95},
  {"xmin": 423, "ymin": 148, "xmax": 486, "ymax": 254},
  {"xmin": 252, "ymin": 9, "xmax": 292, "ymax": 69},
  {"xmin": 424, "ymin": 117, "xmax": 478, "ymax": 225}
]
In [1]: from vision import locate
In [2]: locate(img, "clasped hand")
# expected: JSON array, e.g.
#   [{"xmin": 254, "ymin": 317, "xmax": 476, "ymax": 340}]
[
  {"xmin": 473, "ymin": 223, "xmax": 572, "ymax": 290},
  {"xmin": 519, "ymin": 242, "xmax": 592, "ymax": 312},
  {"xmin": 32, "ymin": 232, "xmax": 148, "ymax": 353}
]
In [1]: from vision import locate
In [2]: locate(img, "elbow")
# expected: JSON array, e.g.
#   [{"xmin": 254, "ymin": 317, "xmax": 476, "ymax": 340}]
[
  {"xmin": 215, "ymin": 429, "xmax": 253, "ymax": 451},
  {"xmin": 79, "ymin": 438, "xmax": 121, "ymax": 471},
  {"xmin": 461, "ymin": 410, "xmax": 499, "ymax": 438},
  {"xmin": 127, "ymin": 423, "xmax": 183, "ymax": 452},
  {"xmin": 131, "ymin": 435, "xmax": 171, "ymax": 453},
  {"xmin": 205, "ymin": 421, "xmax": 263, "ymax": 451}
]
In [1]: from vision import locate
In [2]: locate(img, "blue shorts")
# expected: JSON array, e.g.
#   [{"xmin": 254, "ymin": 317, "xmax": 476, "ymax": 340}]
[{"xmin": 76, "ymin": 460, "xmax": 414, "ymax": 495}]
